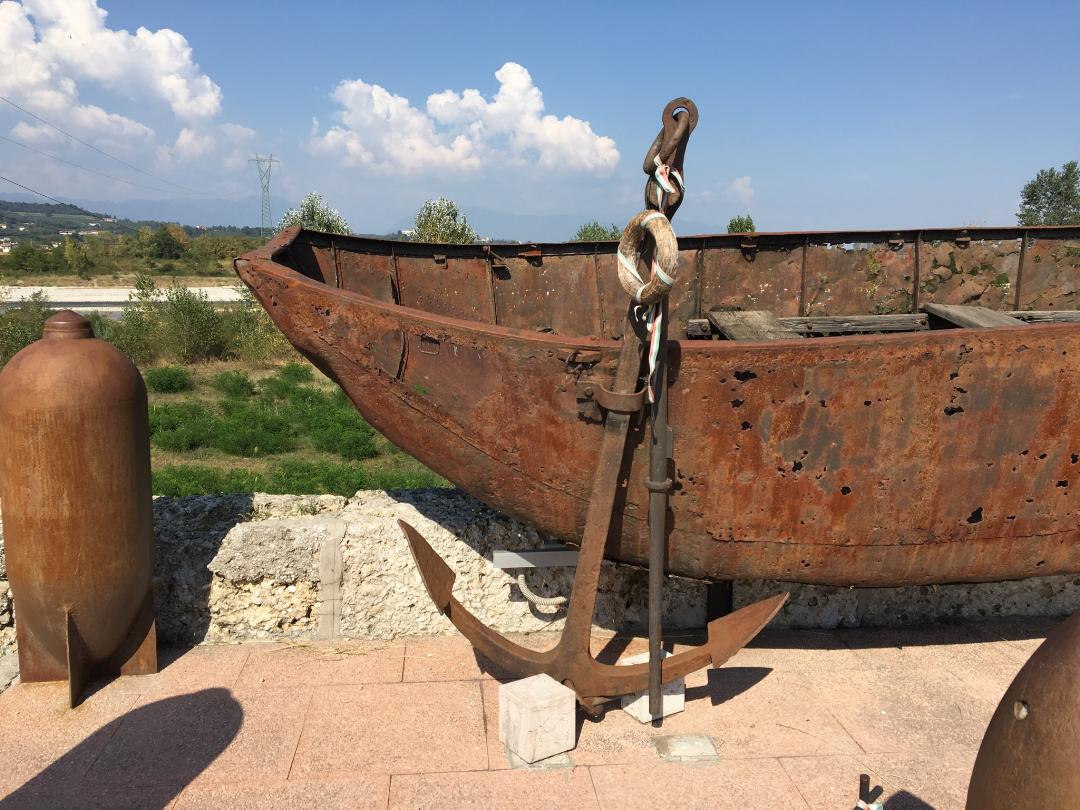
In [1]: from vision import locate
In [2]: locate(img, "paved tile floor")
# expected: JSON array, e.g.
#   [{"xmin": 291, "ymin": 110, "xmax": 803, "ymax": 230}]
[{"xmin": 0, "ymin": 617, "xmax": 1058, "ymax": 809}]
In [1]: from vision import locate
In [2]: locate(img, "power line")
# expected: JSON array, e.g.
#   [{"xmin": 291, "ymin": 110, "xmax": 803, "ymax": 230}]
[
  {"xmin": 0, "ymin": 133, "xmax": 189, "ymax": 196},
  {"xmin": 0, "ymin": 94, "xmax": 213, "ymax": 197},
  {"xmin": 0, "ymin": 173, "xmax": 141, "ymax": 234}
]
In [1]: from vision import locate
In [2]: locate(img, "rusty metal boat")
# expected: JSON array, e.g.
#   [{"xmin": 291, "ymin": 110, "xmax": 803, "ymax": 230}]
[
  {"xmin": 235, "ymin": 98, "xmax": 1080, "ymax": 709},
  {"xmin": 236, "ymin": 222, "xmax": 1080, "ymax": 588}
]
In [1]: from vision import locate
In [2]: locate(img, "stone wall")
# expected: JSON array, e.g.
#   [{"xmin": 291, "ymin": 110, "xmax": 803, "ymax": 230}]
[{"xmin": 1, "ymin": 489, "xmax": 1079, "ymax": 652}]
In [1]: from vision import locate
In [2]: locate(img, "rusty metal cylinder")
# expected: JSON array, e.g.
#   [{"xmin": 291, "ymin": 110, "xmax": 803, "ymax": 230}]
[
  {"xmin": 0, "ymin": 310, "xmax": 155, "ymax": 692},
  {"xmin": 966, "ymin": 610, "xmax": 1080, "ymax": 808}
]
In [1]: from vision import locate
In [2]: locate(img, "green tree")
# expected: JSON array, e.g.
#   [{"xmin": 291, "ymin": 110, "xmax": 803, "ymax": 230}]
[
  {"xmin": 152, "ymin": 225, "xmax": 185, "ymax": 260},
  {"xmin": 573, "ymin": 221, "xmax": 622, "ymax": 241},
  {"xmin": 727, "ymin": 215, "xmax": 755, "ymax": 233},
  {"xmin": 1017, "ymin": 161, "xmax": 1080, "ymax": 225},
  {"xmin": 278, "ymin": 192, "xmax": 350, "ymax": 235},
  {"xmin": 63, "ymin": 237, "xmax": 94, "ymax": 279},
  {"xmin": 412, "ymin": 197, "xmax": 476, "ymax": 244}
]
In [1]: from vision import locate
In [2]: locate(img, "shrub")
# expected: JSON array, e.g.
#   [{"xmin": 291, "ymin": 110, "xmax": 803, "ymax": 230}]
[
  {"xmin": 108, "ymin": 274, "xmax": 161, "ymax": 365},
  {"xmin": 145, "ymin": 366, "xmax": 194, "ymax": 393},
  {"xmin": 0, "ymin": 290, "xmax": 53, "ymax": 366},
  {"xmin": 222, "ymin": 285, "xmax": 291, "ymax": 365},
  {"xmin": 148, "ymin": 402, "xmax": 216, "ymax": 452},
  {"xmin": 212, "ymin": 370, "xmax": 255, "ymax": 399},
  {"xmin": 210, "ymin": 400, "xmax": 294, "ymax": 456},
  {"xmin": 277, "ymin": 362, "xmax": 314, "ymax": 384},
  {"xmin": 159, "ymin": 283, "xmax": 226, "ymax": 362}
]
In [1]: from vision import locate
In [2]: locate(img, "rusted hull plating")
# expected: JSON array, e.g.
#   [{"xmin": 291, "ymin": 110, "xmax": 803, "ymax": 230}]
[{"xmin": 236, "ymin": 228, "xmax": 1080, "ymax": 587}]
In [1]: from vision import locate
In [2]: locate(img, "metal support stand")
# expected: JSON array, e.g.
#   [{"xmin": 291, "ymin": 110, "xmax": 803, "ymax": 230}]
[
  {"xmin": 707, "ymin": 581, "xmax": 734, "ymax": 621},
  {"xmin": 645, "ymin": 297, "xmax": 673, "ymax": 718}
]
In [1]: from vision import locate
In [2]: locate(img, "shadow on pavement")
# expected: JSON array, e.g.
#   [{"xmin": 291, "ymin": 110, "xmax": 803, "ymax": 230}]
[{"xmin": 0, "ymin": 688, "xmax": 242, "ymax": 809}]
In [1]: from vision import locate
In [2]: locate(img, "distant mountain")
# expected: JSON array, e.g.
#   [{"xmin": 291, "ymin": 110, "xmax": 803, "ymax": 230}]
[{"xmin": 0, "ymin": 192, "xmax": 293, "ymax": 228}]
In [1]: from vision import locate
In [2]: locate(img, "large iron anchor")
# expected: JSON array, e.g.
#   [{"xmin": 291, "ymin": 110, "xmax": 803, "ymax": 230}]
[{"xmin": 398, "ymin": 324, "xmax": 787, "ymax": 713}]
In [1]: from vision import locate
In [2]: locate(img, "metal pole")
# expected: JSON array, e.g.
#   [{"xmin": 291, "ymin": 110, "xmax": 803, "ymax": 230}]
[{"xmin": 647, "ymin": 295, "xmax": 673, "ymax": 717}]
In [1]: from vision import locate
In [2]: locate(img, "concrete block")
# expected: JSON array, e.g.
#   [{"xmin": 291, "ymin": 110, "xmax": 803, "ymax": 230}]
[
  {"xmin": 498, "ymin": 674, "xmax": 576, "ymax": 763},
  {"xmin": 619, "ymin": 650, "xmax": 685, "ymax": 723}
]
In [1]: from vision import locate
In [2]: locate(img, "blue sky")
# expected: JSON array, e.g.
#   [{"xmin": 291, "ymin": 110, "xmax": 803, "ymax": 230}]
[{"xmin": 2, "ymin": 0, "xmax": 1079, "ymax": 236}]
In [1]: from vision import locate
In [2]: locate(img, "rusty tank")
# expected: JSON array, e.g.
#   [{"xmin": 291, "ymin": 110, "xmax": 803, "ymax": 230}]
[
  {"xmin": 235, "ymin": 223, "xmax": 1080, "ymax": 589},
  {"xmin": 967, "ymin": 611, "xmax": 1080, "ymax": 808},
  {"xmin": 0, "ymin": 310, "xmax": 157, "ymax": 706}
]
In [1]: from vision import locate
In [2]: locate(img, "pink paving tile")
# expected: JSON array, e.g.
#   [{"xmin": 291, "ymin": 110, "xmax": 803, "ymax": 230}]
[
  {"xmin": 85, "ymin": 686, "xmax": 312, "ymax": 787},
  {"xmin": 779, "ymin": 751, "xmax": 978, "ymax": 810},
  {"xmin": 651, "ymin": 667, "xmax": 862, "ymax": 759},
  {"xmin": 235, "ymin": 641, "xmax": 405, "ymax": 688},
  {"xmin": 290, "ymin": 681, "xmax": 487, "ymax": 778},
  {"xmin": 174, "ymin": 775, "xmax": 390, "ymax": 809},
  {"xmin": 589, "ymin": 759, "xmax": 810, "ymax": 809},
  {"xmin": 97, "ymin": 644, "xmax": 252, "ymax": 696},
  {"xmin": 389, "ymin": 767, "xmax": 599, "ymax": 809},
  {"xmin": 803, "ymin": 654, "xmax": 998, "ymax": 755},
  {"xmin": 837, "ymin": 624, "xmax": 1028, "ymax": 702},
  {"xmin": 402, "ymin": 635, "xmax": 512, "ymax": 682},
  {"xmin": 0, "ymin": 681, "xmax": 140, "ymax": 792}
]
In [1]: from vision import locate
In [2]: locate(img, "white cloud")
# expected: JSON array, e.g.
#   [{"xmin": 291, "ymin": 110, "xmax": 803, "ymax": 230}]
[
  {"xmin": 0, "ymin": 0, "xmax": 222, "ymax": 149},
  {"xmin": 730, "ymin": 175, "xmax": 754, "ymax": 207},
  {"xmin": 309, "ymin": 62, "xmax": 618, "ymax": 175}
]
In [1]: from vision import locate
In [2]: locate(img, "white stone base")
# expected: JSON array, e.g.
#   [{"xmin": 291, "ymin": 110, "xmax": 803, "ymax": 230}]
[
  {"xmin": 619, "ymin": 650, "xmax": 685, "ymax": 723},
  {"xmin": 498, "ymin": 674, "xmax": 576, "ymax": 763}
]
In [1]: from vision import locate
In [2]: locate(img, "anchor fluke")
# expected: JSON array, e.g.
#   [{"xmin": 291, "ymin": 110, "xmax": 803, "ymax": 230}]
[
  {"xmin": 400, "ymin": 519, "xmax": 455, "ymax": 611},
  {"xmin": 706, "ymin": 593, "xmax": 788, "ymax": 667}
]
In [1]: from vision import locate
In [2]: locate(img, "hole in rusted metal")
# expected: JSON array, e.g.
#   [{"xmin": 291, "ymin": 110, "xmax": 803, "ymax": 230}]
[
  {"xmin": 1038, "ymin": 453, "xmax": 1048, "ymax": 459},
  {"xmin": 730, "ymin": 399, "xmax": 744, "ymax": 408},
  {"xmin": 1057, "ymin": 480, "xmax": 1068, "ymax": 488},
  {"xmin": 740, "ymin": 421, "xmax": 752, "ymax": 431},
  {"xmin": 967, "ymin": 507, "xmax": 983, "ymax": 524},
  {"xmin": 819, "ymin": 400, "xmax": 827, "ymax": 408},
  {"xmin": 734, "ymin": 370, "xmax": 757, "ymax": 382},
  {"xmin": 944, "ymin": 406, "xmax": 965, "ymax": 416},
  {"xmin": 840, "ymin": 486, "xmax": 852, "ymax": 495},
  {"xmin": 863, "ymin": 400, "xmax": 872, "ymax": 406},
  {"xmin": 792, "ymin": 460, "xmax": 803, "ymax": 472},
  {"xmin": 1072, "ymin": 454, "xmax": 1079, "ymax": 464}
]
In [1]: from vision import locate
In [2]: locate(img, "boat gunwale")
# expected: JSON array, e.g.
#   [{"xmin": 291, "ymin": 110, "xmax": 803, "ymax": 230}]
[{"xmin": 237, "ymin": 227, "xmax": 1080, "ymax": 354}]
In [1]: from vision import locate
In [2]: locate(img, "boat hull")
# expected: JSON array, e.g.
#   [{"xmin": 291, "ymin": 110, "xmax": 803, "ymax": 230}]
[{"xmin": 237, "ymin": 241, "xmax": 1080, "ymax": 587}]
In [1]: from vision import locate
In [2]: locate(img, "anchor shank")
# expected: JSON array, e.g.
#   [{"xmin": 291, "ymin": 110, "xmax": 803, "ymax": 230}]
[{"xmin": 560, "ymin": 313, "xmax": 645, "ymax": 650}]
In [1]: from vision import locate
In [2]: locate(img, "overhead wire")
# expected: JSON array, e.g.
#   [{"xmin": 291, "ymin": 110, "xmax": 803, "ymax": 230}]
[
  {"xmin": 0, "ymin": 133, "xmax": 190, "ymax": 196},
  {"xmin": 0, "ymin": 93, "xmax": 214, "ymax": 197}
]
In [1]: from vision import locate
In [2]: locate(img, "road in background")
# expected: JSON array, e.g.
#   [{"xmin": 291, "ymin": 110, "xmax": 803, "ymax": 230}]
[{"xmin": 1, "ymin": 286, "xmax": 244, "ymax": 316}]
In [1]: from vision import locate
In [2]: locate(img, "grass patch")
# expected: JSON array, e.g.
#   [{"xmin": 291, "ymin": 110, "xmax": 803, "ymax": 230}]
[
  {"xmin": 211, "ymin": 370, "xmax": 256, "ymax": 399},
  {"xmin": 149, "ymin": 403, "xmax": 215, "ymax": 452},
  {"xmin": 144, "ymin": 366, "xmax": 194, "ymax": 393}
]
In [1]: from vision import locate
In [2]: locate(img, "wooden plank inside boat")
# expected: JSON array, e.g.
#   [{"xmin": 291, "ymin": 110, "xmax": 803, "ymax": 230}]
[
  {"xmin": 923, "ymin": 303, "xmax": 1026, "ymax": 329},
  {"xmin": 782, "ymin": 314, "xmax": 928, "ymax": 334},
  {"xmin": 708, "ymin": 310, "xmax": 804, "ymax": 340}
]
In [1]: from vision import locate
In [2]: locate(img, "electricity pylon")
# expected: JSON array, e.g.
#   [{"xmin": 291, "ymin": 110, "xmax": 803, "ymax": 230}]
[{"xmin": 249, "ymin": 154, "xmax": 279, "ymax": 237}]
